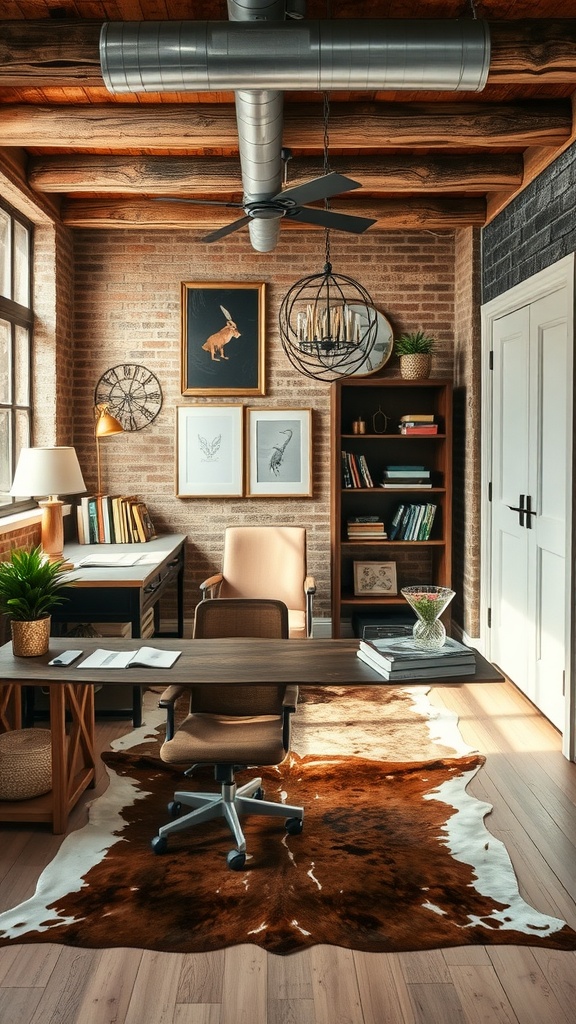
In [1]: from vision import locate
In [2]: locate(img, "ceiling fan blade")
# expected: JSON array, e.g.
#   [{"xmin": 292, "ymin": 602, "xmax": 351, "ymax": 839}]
[
  {"xmin": 277, "ymin": 172, "xmax": 362, "ymax": 206},
  {"xmin": 289, "ymin": 206, "xmax": 376, "ymax": 234},
  {"xmin": 151, "ymin": 197, "xmax": 243, "ymax": 208},
  {"xmin": 202, "ymin": 216, "xmax": 252, "ymax": 242}
]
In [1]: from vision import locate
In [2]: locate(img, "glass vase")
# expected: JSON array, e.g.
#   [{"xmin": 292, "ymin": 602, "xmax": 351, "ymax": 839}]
[{"xmin": 401, "ymin": 586, "xmax": 455, "ymax": 651}]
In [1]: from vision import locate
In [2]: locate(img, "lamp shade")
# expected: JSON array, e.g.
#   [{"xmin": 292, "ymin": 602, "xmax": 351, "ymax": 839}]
[
  {"xmin": 10, "ymin": 446, "xmax": 86, "ymax": 499},
  {"xmin": 95, "ymin": 404, "xmax": 123, "ymax": 438}
]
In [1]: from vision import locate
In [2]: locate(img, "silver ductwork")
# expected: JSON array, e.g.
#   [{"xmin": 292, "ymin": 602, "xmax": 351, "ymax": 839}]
[{"xmin": 100, "ymin": 18, "xmax": 491, "ymax": 251}]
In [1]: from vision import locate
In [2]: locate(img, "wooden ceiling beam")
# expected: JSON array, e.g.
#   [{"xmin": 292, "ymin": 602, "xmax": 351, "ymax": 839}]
[
  {"xmin": 1, "ymin": 20, "xmax": 576, "ymax": 87},
  {"xmin": 0, "ymin": 101, "xmax": 571, "ymax": 149},
  {"xmin": 28, "ymin": 153, "xmax": 524, "ymax": 195},
  {"xmin": 61, "ymin": 195, "xmax": 486, "ymax": 230}
]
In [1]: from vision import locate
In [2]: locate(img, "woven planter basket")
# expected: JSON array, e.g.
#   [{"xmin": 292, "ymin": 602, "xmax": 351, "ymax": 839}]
[
  {"xmin": 400, "ymin": 353, "xmax": 431, "ymax": 379},
  {"xmin": 11, "ymin": 616, "xmax": 51, "ymax": 657},
  {"xmin": 0, "ymin": 728, "xmax": 52, "ymax": 801}
]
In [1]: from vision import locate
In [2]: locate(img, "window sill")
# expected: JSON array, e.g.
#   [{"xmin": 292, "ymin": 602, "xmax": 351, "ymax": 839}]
[{"xmin": 0, "ymin": 503, "xmax": 73, "ymax": 537}]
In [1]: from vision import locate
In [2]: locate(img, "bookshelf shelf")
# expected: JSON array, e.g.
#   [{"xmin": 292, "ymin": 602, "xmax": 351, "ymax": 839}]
[{"xmin": 331, "ymin": 378, "xmax": 453, "ymax": 637}]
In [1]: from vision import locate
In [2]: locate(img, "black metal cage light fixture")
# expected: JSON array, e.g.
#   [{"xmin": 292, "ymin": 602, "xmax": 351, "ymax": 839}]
[{"xmin": 279, "ymin": 94, "xmax": 378, "ymax": 382}]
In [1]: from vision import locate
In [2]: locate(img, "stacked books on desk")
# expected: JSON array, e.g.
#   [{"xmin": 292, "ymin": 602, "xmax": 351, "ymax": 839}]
[
  {"xmin": 357, "ymin": 635, "xmax": 476, "ymax": 681},
  {"xmin": 381, "ymin": 465, "xmax": 432, "ymax": 489},
  {"xmin": 398, "ymin": 414, "xmax": 438, "ymax": 435},
  {"xmin": 347, "ymin": 516, "xmax": 387, "ymax": 540},
  {"xmin": 77, "ymin": 495, "xmax": 156, "ymax": 545}
]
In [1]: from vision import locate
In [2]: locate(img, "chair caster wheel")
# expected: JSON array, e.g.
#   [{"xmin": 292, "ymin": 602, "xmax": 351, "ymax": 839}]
[
  {"xmin": 285, "ymin": 816, "xmax": 303, "ymax": 835},
  {"xmin": 227, "ymin": 849, "xmax": 246, "ymax": 871},
  {"xmin": 168, "ymin": 800, "xmax": 181, "ymax": 817},
  {"xmin": 151, "ymin": 835, "xmax": 168, "ymax": 855},
  {"xmin": 254, "ymin": 787, "xmax": 265, "ymax": 800}
]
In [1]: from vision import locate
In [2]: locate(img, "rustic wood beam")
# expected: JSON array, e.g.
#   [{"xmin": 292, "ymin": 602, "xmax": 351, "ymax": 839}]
[
  {"xmin": 61, "ymin": 196, "xmax": 486, "ymax": 230},
  {"xmin": 0, "ymin": 102, "xmax": 571, "ymax": 150},
  {"xmin": 28, "ymin": 153, "xmax": 524, "ymax": 195},
  {"xmin": 1, "ymin": 20, "xmax": 576, "ymax": 87}
]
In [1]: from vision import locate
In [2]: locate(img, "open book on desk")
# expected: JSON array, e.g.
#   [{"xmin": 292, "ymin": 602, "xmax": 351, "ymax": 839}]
[{"xmin": 78, "ymin": 647, "xmax": 181, "ymax": 670}]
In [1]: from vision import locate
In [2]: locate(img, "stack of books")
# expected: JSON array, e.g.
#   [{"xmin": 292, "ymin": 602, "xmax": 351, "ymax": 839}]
[
  {"xmin": 77, "ymin": 495, "xmax": 156, "ymax": 545},
  {"xmin": 381, "ymin": 465, "xmax": 432, "ymax": 489},
  {"xmin": 357, "ymin": 635, "xmax": 477, "ymax": 681},
  {"xmin": 347, "ymin": 516, "xmax": 387, "ymax": 540},
  {"xmin": 388, "ymin": 502, "xmax": 437, "ymax": 540},
  {"xmin": 398, "ymin": 414, "xmax": 438, "ymax": 435}
]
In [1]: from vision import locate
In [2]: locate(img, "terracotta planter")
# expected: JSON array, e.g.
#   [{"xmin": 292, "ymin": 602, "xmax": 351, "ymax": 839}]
[
  {"xmin": 400, "ymin": 353, "xmax": 431, "ymax": 379},
  {"xmin": 11, "ymin": 616, "xmax": 51, "ymax": 657}
]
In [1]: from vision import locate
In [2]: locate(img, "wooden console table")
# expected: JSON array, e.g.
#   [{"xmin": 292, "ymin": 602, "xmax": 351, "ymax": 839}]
[{"xmin": 0, "ymin": 637, "xmax": 503, "ymax": 834}]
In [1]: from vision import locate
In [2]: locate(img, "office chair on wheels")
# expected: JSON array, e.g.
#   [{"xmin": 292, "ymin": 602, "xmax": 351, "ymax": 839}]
[
  {"xmin": 199, "ymin": 526, "xmax": 316, "ymax": 639},
  {"xmin": 151, "ymin": 598, "xmax": 304, "ymax": 870}
]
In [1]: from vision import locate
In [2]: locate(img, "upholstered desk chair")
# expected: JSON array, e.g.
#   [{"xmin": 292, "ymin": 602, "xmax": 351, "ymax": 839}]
[
  {"xmin": 151, "ymin": 598, "xmax": 304, "ymax": 870},
  {"xmin": 199, "ymin": 525, "xmax": 316, "ymax": 639}
]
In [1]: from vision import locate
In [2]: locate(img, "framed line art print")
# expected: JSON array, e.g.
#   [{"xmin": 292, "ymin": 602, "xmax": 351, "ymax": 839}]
[
  {"xmin": 181, "ymin": 281, "xmax": 266, "ymax": 396},
  {"xmin": 246, "ymin": 408, "xmax": 312, "ymax": 498},
  {"xmin": 176, "ymin": 405, "xmax": 244, "ymax": 498},
  {"xmin": 353, "ymin": 561, "xmax": 398, "ymax": 597}
]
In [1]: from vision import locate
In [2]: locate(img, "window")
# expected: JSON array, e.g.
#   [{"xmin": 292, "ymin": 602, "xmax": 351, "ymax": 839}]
[{"xmin": 0, "ymin": 198, "xmax": 33, "ymax": 516}]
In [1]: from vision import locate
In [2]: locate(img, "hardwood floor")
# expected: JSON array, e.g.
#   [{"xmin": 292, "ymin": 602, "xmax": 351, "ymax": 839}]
[{"xmin": 0, "ymin": 678, "xmax": 575, "ymax": 1024}]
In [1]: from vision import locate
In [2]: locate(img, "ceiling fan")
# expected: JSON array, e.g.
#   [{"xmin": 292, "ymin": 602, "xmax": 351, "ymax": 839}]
[{"xmin": 152, "ymin": 169, "xmax": 376, "ymax": 243}]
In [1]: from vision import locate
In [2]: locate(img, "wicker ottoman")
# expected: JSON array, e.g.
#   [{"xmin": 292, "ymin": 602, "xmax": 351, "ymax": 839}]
[{"xmin": 0, "ymin": 728, "xmax": 52, "ymax": 801}]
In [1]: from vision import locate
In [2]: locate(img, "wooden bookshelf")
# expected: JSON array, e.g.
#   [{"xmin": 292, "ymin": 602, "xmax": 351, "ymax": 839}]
[{"xmin": 330, "ymin": 378, "xmax": 453, "ymax": 637}]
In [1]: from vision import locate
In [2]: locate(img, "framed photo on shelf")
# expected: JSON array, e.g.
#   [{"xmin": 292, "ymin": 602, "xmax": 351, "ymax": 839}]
[
  {"xmin": 246, "ymin": 407, "xmax": 312, "ymax": 498},
  {"xmin": 176, "ymin": 405, "xmax": 244, "ymax": 497},
  {"xmin": 181, "ymin": 281, "xmax": 266, "ymax": 396},
  {"xmin": 353, "ymin": 560, "xmax": 398, "ymax": 596}
]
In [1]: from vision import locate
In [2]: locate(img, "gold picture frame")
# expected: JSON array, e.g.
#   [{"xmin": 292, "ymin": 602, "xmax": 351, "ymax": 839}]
[
  {"xmin": 181, "ymin": 281, "xmax": 266, "ymax": 396},
  {"xmin": 353, "ymin": 561, "xmax": 398, "ymax": 596}
]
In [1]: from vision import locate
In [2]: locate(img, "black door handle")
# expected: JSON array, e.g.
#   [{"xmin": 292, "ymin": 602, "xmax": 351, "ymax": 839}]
[
  {"xmin": 525, "ymin": 494, "xmax": 537, "ymax": 529},
  {"xmin": 507, "ymin": 494, "xmax": 526, "ymax": 527}
]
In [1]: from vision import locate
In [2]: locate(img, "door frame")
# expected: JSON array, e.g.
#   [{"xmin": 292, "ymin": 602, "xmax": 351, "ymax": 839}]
[{"xmin": 480, "ymin": 253, "xmax": 576, "ymax": 759}]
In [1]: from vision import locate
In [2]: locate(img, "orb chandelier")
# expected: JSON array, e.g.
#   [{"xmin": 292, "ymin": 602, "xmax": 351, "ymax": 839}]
[{"xmin": 279, "ymin": 94, "xmax": 378, "ymax": 382}]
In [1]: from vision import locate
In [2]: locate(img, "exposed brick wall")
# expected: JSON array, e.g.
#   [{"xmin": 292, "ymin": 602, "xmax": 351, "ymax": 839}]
[
  {"xmin": 453, "ymin": 228, "xmax": 481, "ymax": 637},
  {"xmin": 72, "ymin": 227, "xmax": 456, "ymax": 626},
  {"xmin": 483, "ymin": 141, "xmax": 576, "ymax": 302}
]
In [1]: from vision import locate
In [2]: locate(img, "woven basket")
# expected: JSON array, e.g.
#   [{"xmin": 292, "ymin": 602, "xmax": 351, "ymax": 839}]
[
  {"xmin": 0, "ymin": 729, "xmax": 52, "ymax": 801},
  {"xmin": 400, "ymin": 353, "xmax": 431, "ymax": 379}
]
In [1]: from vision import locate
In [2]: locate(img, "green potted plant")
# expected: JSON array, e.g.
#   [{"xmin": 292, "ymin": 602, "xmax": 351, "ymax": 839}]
[
  {"xmin": 394, "ymin": 329, "xmax": 435, "ymax": 379},
  {"xmin": 0, "ymin": 546, "xmax": 73, "ymax": 657}
]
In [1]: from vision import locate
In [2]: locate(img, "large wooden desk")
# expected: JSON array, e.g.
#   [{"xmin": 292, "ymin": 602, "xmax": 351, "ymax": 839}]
[
  {"xmin": 52, "ymin": 534, "xmax": 186, "ymax": 725},
  {"xmin": 0, "ymin": 637, "xmax": 503, "ymax": 834}
]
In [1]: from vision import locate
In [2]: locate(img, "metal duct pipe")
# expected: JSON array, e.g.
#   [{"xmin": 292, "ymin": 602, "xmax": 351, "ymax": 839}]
[
  {"xmin": 100, "ymin": 20, "xmax": 491, "ymax": 93},
  {"xmin": 99, "ymin": 18, "xmax": 491, "ymax": 252},
  {"xmin": 226, "ymin": 0, "xmax": 284, "ymax": 252}
]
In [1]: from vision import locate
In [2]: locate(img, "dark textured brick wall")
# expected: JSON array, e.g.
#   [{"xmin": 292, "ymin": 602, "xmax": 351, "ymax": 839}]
[{"xmin": 483, "ymin": 142, "xmax": 576, "ymax": 303}]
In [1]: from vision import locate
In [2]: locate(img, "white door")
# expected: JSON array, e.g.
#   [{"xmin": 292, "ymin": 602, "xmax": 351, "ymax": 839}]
[{"xmin": 490, "ymin": 289, "xmax": 569, "ymax": 730}]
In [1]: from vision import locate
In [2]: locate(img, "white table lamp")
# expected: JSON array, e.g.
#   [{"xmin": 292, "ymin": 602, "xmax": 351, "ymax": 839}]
[{"xmin": 10, "ymin": 446, "xmax": 86, "ymax": 566}]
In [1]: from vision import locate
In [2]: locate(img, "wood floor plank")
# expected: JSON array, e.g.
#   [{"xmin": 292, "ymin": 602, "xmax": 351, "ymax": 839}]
[
  {"xmin": 267, "ymin": 996, "xmax": 316, "ymax": 1024},
  {"xmin": 447, "ymin": 964, "xmax": 519, "ymax": 1024},
  {"xmin": 176, "ymin": 951, "xmax": 225, "ymax": 1004},
  {"xmin": 0, "ymin": 986, "xmax": 42, "ymax": 1023},
  {"xmin": 308, "ymin": 945, "xmax": 364, "ymax": 1024},
  {"xmin": 267, "ymin": 949, "xmax": 313, "ymax": 1000},
  {"xmin": 486, "ymin": 947, "xmax": 574, "ymax": 1024},
  {"xmin": 0, "ymin": 942, "xmax": 60, "ymax": 987},
  {"xmin": 220, "ymin": 945, "xmax": 267, "ymax": 1024},
  {"xmin": 124, "ymin": 950, "xmax": 183, "ymax": 1024},
  {"xmin": 406, "ymin": 981, "xmax": 467, "ymax": 1024},
  {"xmin": 530, "ymin": 948, "xmax": 576, "ymax": 1007},
  {"xmin": 174, "ymin": 1005, "xmax": 221, "ymax": 1024},
  {"xmin": 353, "ymin": 950, "xmax": 416, "ymax": 1024},
  {"xmin": 399, "ymin": 949, "xmax": 452, "ymax": 984},
  {"xmin": 74, "ymin": 947, "xmax": 143, "ymax": 1024},
  {"xmin": 28, "ymin": 947, "xmax": 98, "ymax": 1024},
  {"xmin": 442, "ymin": 948, "xmax": 492, "ymax": 966}
]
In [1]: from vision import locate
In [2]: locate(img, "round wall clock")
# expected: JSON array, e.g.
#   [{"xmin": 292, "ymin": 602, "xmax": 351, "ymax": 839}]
[{"xmin": 94, "ymin": 364, "xmax": 163, "ymax": 431}]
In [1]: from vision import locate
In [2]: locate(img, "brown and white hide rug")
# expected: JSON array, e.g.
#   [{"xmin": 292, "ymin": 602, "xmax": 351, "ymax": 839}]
[{"xmin": 1, "ymin": 686, "xmax": 575, "ymax": 957}]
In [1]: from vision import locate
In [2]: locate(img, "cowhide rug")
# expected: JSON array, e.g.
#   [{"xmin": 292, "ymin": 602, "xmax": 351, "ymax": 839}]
[{"xmin": 1, "ymin": 686, "xmax": 575, "ymax": 956}]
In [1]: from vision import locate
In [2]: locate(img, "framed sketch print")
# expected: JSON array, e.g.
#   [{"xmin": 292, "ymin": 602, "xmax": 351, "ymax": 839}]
[
  {"xmin": 181, "ymin": 281, "xmax": 265, "ymax": 396},
  {"xmin": 246, "ymin": 408, "xmax": 312, "ymax": 498},
  {"xmin": 176, "ymin": 405, "xmax": 244, "ymax": 498},
  {"xmin": 353, "ymin": 561, "xmax": 398, "ymax": 596}
]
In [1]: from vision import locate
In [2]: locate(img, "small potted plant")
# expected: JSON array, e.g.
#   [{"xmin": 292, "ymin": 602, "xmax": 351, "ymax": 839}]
[
  {"xmin": 0, "ymin": 546, "xmax": 73, "ymax": 657},
  {"xmin": 394, "ymin": 329, "xmax": 435, "ymax": 379}
]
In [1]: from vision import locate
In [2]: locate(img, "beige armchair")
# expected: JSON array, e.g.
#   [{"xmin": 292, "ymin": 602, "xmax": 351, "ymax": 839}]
[
  {"xmin": 199, "ymin": 526, "xmax": 316, "ymax": 639},
  {"xmin": 151, "ymin": 598, "xmax": 304, "ymax": 870}
]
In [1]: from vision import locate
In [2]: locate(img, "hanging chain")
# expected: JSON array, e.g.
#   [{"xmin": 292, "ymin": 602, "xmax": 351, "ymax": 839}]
[
  {"xmin": 467, "ymin": 0, "xmax": 478, "ymax": 18},
  {"xmin": 323, "ymin": 91, "xmax": 331, "ymax": 266}
]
